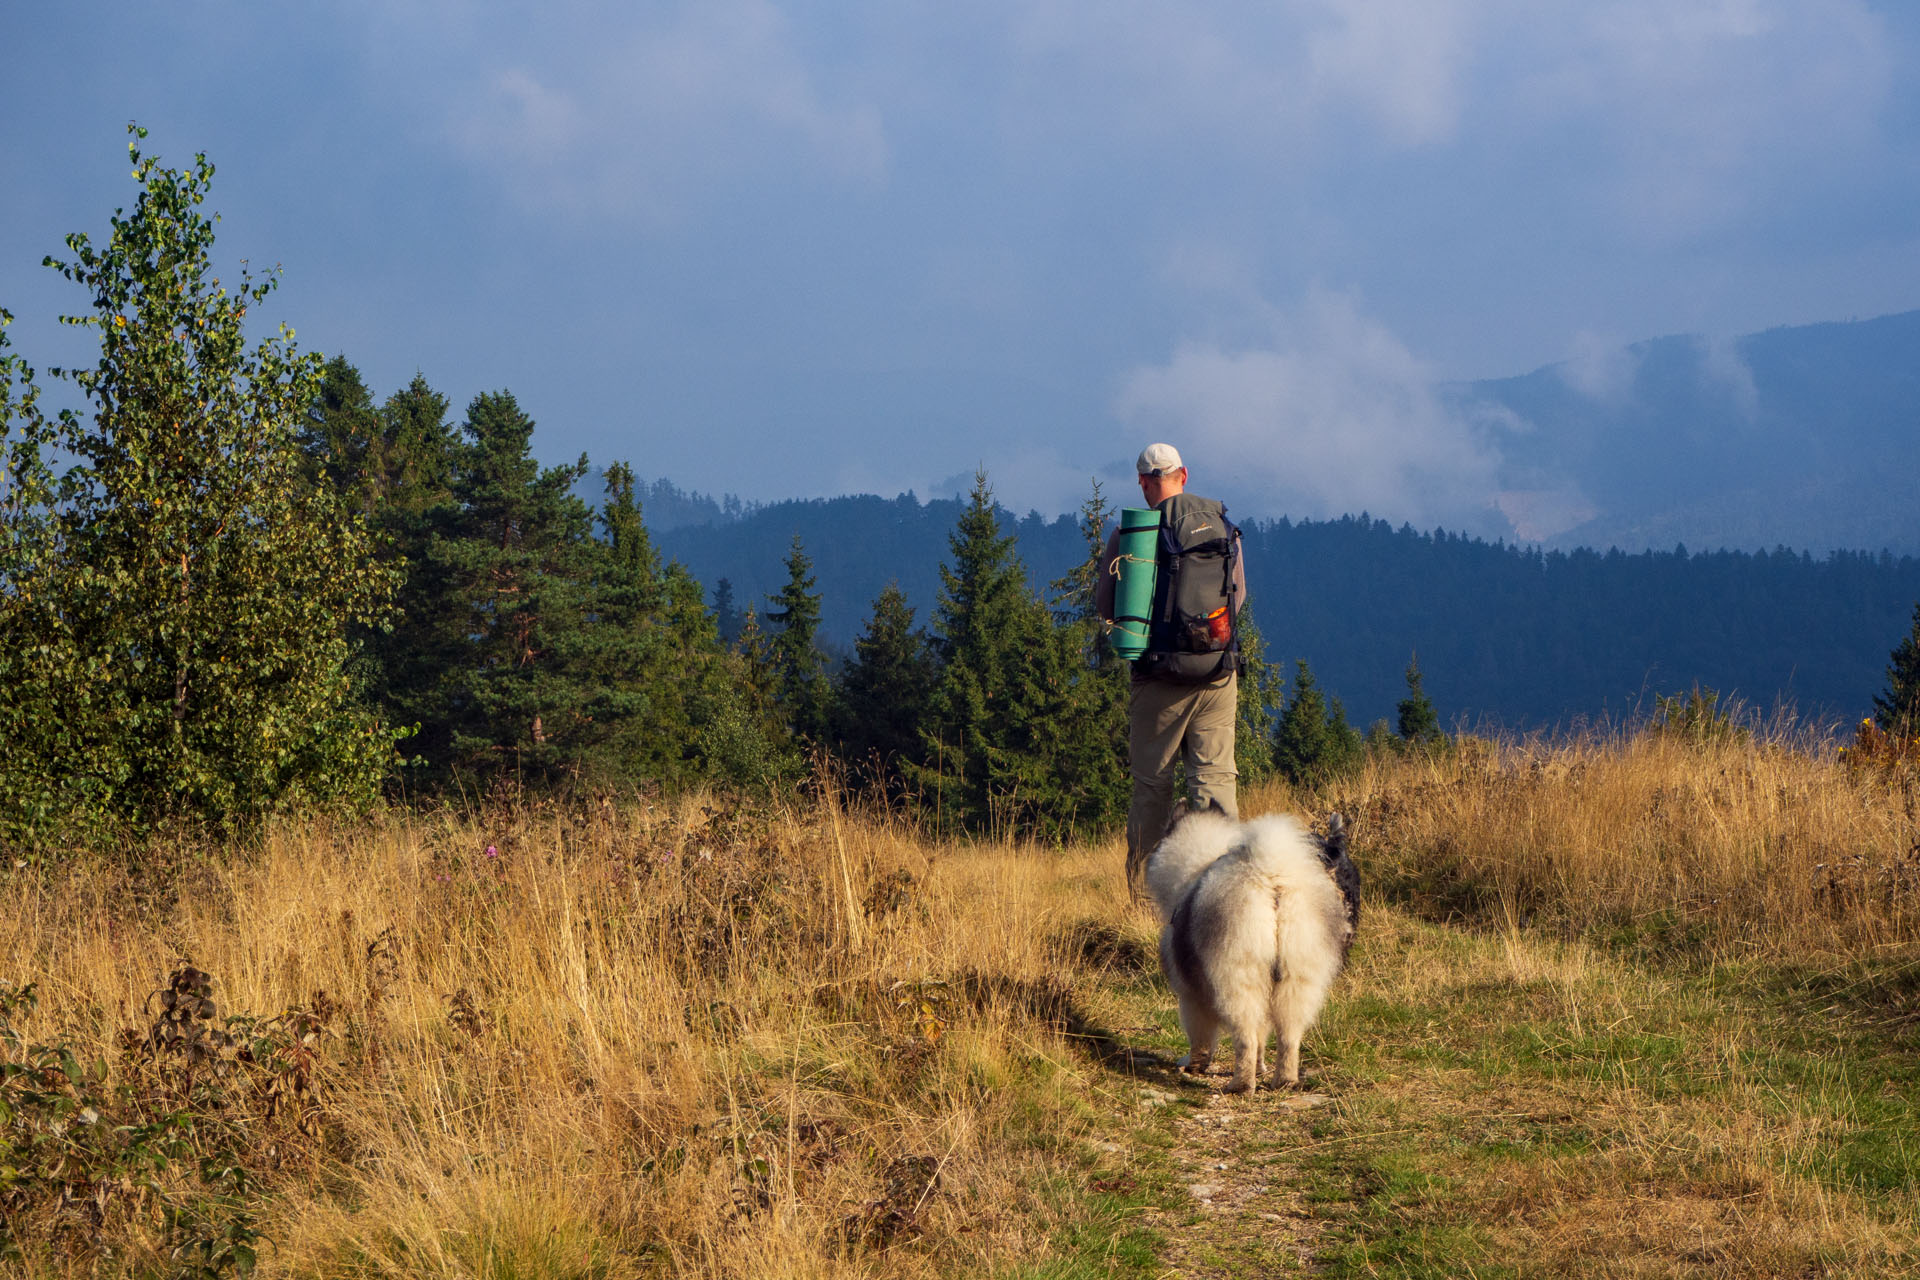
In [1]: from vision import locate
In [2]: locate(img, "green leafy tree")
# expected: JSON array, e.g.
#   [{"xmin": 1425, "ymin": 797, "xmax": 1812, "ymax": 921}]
[
  {"xmin": 834, "ymin": 582, "xmax": 938, "ymax": 792},
  {"xmin": 0, "ymin": 130, "xmax": 399, "ymax": 844},
  {"xmin": 1271, "ymin": 659, "xmax": 1363, "ymax": 788},
  {"xmin": 1396, "ymin": 652, "xmax": 1443, "ymax": 747},
  {"xmin": 766, "ymin": 534, "xmax": 832, "ymax": 742},
  {"xmin": 1874, "ymin": 601, "xmax": 1920, "ymax": 737}
]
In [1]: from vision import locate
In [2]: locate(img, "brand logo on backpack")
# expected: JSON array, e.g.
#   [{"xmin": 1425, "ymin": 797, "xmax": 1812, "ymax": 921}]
[{"xmin": 1137, "ymin": 494, "xmax": 1241, "ymax": 685}]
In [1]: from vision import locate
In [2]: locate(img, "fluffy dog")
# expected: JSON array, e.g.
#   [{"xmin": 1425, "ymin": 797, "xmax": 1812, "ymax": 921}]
[{"xmin": 1144, "ymin": 807, "xmax": 1359, "ymax": 1092}]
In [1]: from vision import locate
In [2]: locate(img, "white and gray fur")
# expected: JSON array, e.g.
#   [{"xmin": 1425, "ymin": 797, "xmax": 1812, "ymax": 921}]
[{"xmin": 1144, "ymin": 807, "xmax": 1357, "ymax": 1092}]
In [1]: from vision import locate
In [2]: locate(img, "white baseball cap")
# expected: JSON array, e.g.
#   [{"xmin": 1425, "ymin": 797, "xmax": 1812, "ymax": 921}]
[{"xmin": 1136, "ymin": 442, "xmax": 1184, "ymax": 476}]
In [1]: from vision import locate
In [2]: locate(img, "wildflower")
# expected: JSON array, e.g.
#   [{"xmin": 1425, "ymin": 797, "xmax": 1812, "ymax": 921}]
[{"xmin": 485, "ymin": 845, "xmax": 499, "ymax": 858}]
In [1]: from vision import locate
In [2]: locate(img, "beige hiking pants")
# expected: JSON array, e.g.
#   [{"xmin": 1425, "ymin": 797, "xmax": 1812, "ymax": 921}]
[{"xmin": 1125, "ymin": 671, "xmax": 1239, "ymax": 892}]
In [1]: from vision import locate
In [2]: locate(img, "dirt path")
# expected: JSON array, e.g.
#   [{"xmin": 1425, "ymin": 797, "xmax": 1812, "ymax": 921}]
[{"xmin": 1135, "ymin": 1075, "xmax": 1339, "ymax": 1277}]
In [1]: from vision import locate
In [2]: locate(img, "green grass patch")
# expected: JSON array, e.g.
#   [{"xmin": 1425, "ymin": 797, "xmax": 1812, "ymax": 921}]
[{"xmin": 1081, "ymin": 905, "xmax": 1920, "ymax": 1277}]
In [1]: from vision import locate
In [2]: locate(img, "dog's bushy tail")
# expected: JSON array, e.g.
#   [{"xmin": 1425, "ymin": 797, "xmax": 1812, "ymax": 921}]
[{"xmin": 1142, "ymin": 807, "xmax": 1238, "ymax": 916}]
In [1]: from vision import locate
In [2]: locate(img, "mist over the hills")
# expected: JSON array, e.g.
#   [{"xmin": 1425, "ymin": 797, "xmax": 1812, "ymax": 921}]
[
  {"xmin": 1137, "ymin": 307, "xmax": 1920, "ymax": 556},
  {"xmin": 1462, "ymin": 310, "xmax": 1920, "ymax": 556}
]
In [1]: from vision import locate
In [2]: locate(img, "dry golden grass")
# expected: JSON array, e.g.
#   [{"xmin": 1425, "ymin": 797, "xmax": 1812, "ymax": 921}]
[
  {"xmin": 1287, "ymin": 728, "xmax": 1920, "ymax": 960},
  {"xmin": 0, "ymin": 791, "xmax": 1144, "ymax": 1278}
]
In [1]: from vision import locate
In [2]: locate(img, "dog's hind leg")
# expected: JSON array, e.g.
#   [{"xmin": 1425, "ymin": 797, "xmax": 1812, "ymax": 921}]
[
  {"xmin": 1219, "ymin": 996, "xmax": 1268, "ymax": 1094},
  {"xmin": 1176, "ymin": 999, "xmax": 1219, "ymax": 1075},
  {"xmin": 1268, "ymin": 977, "xmax": 1327, "ymax": 1089}
]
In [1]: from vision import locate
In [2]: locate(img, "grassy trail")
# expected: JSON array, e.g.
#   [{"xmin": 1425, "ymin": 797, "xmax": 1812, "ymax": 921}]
[{"xmin": 1068, "ymin": 900, "xmax": 1920, "ymax": 1278}]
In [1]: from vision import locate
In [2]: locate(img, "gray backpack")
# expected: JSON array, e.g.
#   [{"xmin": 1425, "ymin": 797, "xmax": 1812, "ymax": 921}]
[{"xmin": 1137, "ymin": 494, "xmax": 1241, "ymax": 684}]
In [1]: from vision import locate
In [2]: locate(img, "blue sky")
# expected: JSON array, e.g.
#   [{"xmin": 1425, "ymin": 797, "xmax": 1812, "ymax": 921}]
[{"xmin": 7, "ymin": 1, "xmax": 1920, "ymax": 530}]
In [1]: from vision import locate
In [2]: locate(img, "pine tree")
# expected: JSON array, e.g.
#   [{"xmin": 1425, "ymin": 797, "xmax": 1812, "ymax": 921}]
[
  {"xmin": 567, "ymin": 463, "xmax": 699, "ymax": 785},
  {"xmin": 711, "ymin": 577, "xmax": 742, "ymax": 645},
  {"xmin": 402, "ymin": 391, "xmax": 596, "ymax": 780},
  {"xmin": 1272, "ymin": 660, "xmax": 1362, "ymax": 788},
  {"xmin": 1874, "ymin": 601, "xmax": 1920, "ymax": 737},
  {"xmin": 910, "ymin": 471, "xmax": 1053, "ymax": 835},
  {"xmin": 1234, "ymin": 609, "xmax": 1282, "ymax": 785},
  {"xmin": 833, "ymin": 582, "xmax": 937, "ymax": 791},
  {"xmin": 766, "ymin": 534, "xmax": 831, "ymax": 742},
  {"xmin": 1396, "ymin": 651, "xmax": 1443, "ymax": 746},
  {"xmin": 299, "ymin": 354, "xmax": 382, "ymax": 507},
  {"xmin": 0, "ymin": 130, "xmax": 398, "ymax": 843}
]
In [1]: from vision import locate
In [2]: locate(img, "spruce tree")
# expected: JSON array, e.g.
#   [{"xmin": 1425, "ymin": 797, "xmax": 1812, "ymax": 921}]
[
  {"xmin": 1324, "ymin": 694, "xmax": 1365, "ymax": 777},
  {"xmin": 695, "ymin": 603, "xmax": 799, "ymax": 787},
  {"xmin": 766, "ymin": 534, "xmax": 832, "ymax": 742},
  {"xmin": 299, "ymin": 354, "xmax": 382, "ymax": 507},
  {"xmin": 1874, "ymin": 601, "xmax": 1920, "ymax": 737},
  {"xmin": 1029, "ymin": 482, "xmax": 1129, "ymax": 835},
  {"xmin": 0, "ymin": 130, "xmax": 398, "ymax": 842},
  {"xmin": 568, "ymin": 463, "xmax": 700, "ymax": 785},
  {"xmin": 294, "ymin": 366, "xmax": 459, "ymax": 723},
  {"xmin": 403, "ymin": 391, "xmax": 596, "ymax": 780},
  {"xmin": 910, "ymin": 471, "xmax": 1053, "ymax": 835},
  {"xmin": 1272, "ymin": 660, "xmax": 1362, "ymax": 788},
  {"xmin": 1396, "ymin": 652, "xmax": 1443, "ymax": 746},
  {"xmin": 834, "ymin": 582, "xmax": 937, "ymax": 791},
  {"xmin": 1234, "ymin": 609, "xmax": 1281, "ymax": 784},
  {"xmin": 375, "ymin": 374, "xmax": 460, "ymax": 521},
  {"xmin": 711, "ymin": 577, "xmax": 742, "ymax": 645}
]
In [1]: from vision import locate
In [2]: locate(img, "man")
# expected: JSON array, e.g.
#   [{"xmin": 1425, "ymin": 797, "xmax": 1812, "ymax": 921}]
[{"xmin": 1095, "ymin": 443, "xmax": 1247, "ymax": 894}]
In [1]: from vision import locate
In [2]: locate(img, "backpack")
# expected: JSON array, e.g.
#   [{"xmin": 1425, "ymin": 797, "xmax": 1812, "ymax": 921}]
[{"xmin": 1135, "ymin": 494, "xmax": 1242, "ymax": 684}]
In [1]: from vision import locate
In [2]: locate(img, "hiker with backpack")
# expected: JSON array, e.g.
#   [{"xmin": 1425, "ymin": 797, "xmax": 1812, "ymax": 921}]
[{"xmin": 1094, "ymin": 443, "xmax": 1248, "ymax": 896}]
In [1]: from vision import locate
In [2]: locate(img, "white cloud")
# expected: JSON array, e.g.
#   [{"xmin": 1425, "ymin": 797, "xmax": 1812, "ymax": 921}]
[
  {"xmin": 1002, "ymin": 0, "xmax": 1480, "ymax": 148},
  {"xmin": 1696, "ymin": 333, "xmax": 1759, "ymax": 419},
  {"xmin": 1559, "ymin": 330, "xmax": 1640, "ymax": 402},
  {"xmin": 1493, "ymin": 488, "xmax": 1598, "ymax": 542},
  {"xmin": 1301, "ymin": 0, "xmax": 1478, "ymax": 144},
  {"xmin": 1115, "ymin": 289, "xmax": 1505, "ymax": 529},
  {"xmin": 1508, "ymin": 0, "xmax": 1890, "ymax": 240}
]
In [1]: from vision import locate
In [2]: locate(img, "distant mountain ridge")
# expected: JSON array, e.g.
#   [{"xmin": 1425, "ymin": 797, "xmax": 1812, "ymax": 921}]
[
  {"xmin": 656, "ymin": 494, "xmax": 1920, "ymax": 730},
  {"xmin": 1464, "ymin": 310, "xmax": 1920, "ymax": 555},
  {"xmin": 648, "ymin": 308, "xmax": 1920, "ymax": 726}
]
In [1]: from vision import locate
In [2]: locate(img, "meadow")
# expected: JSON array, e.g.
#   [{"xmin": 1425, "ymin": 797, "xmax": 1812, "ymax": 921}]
[{"xmin": 3, "ymin": 725, "xmax": 1916, "ymax": 1278}]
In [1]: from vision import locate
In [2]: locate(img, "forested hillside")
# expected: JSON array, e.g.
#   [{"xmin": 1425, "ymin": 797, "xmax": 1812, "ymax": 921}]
[{"xmin": 660, "ymin": 495, "xmax": 1920, "ymax": 728}]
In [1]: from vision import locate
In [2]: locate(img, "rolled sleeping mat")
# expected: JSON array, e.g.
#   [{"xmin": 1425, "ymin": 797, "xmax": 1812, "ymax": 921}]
[{"xmin": 1110, "ymin": 506, "xmax": 1161, "ymax": 660}]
